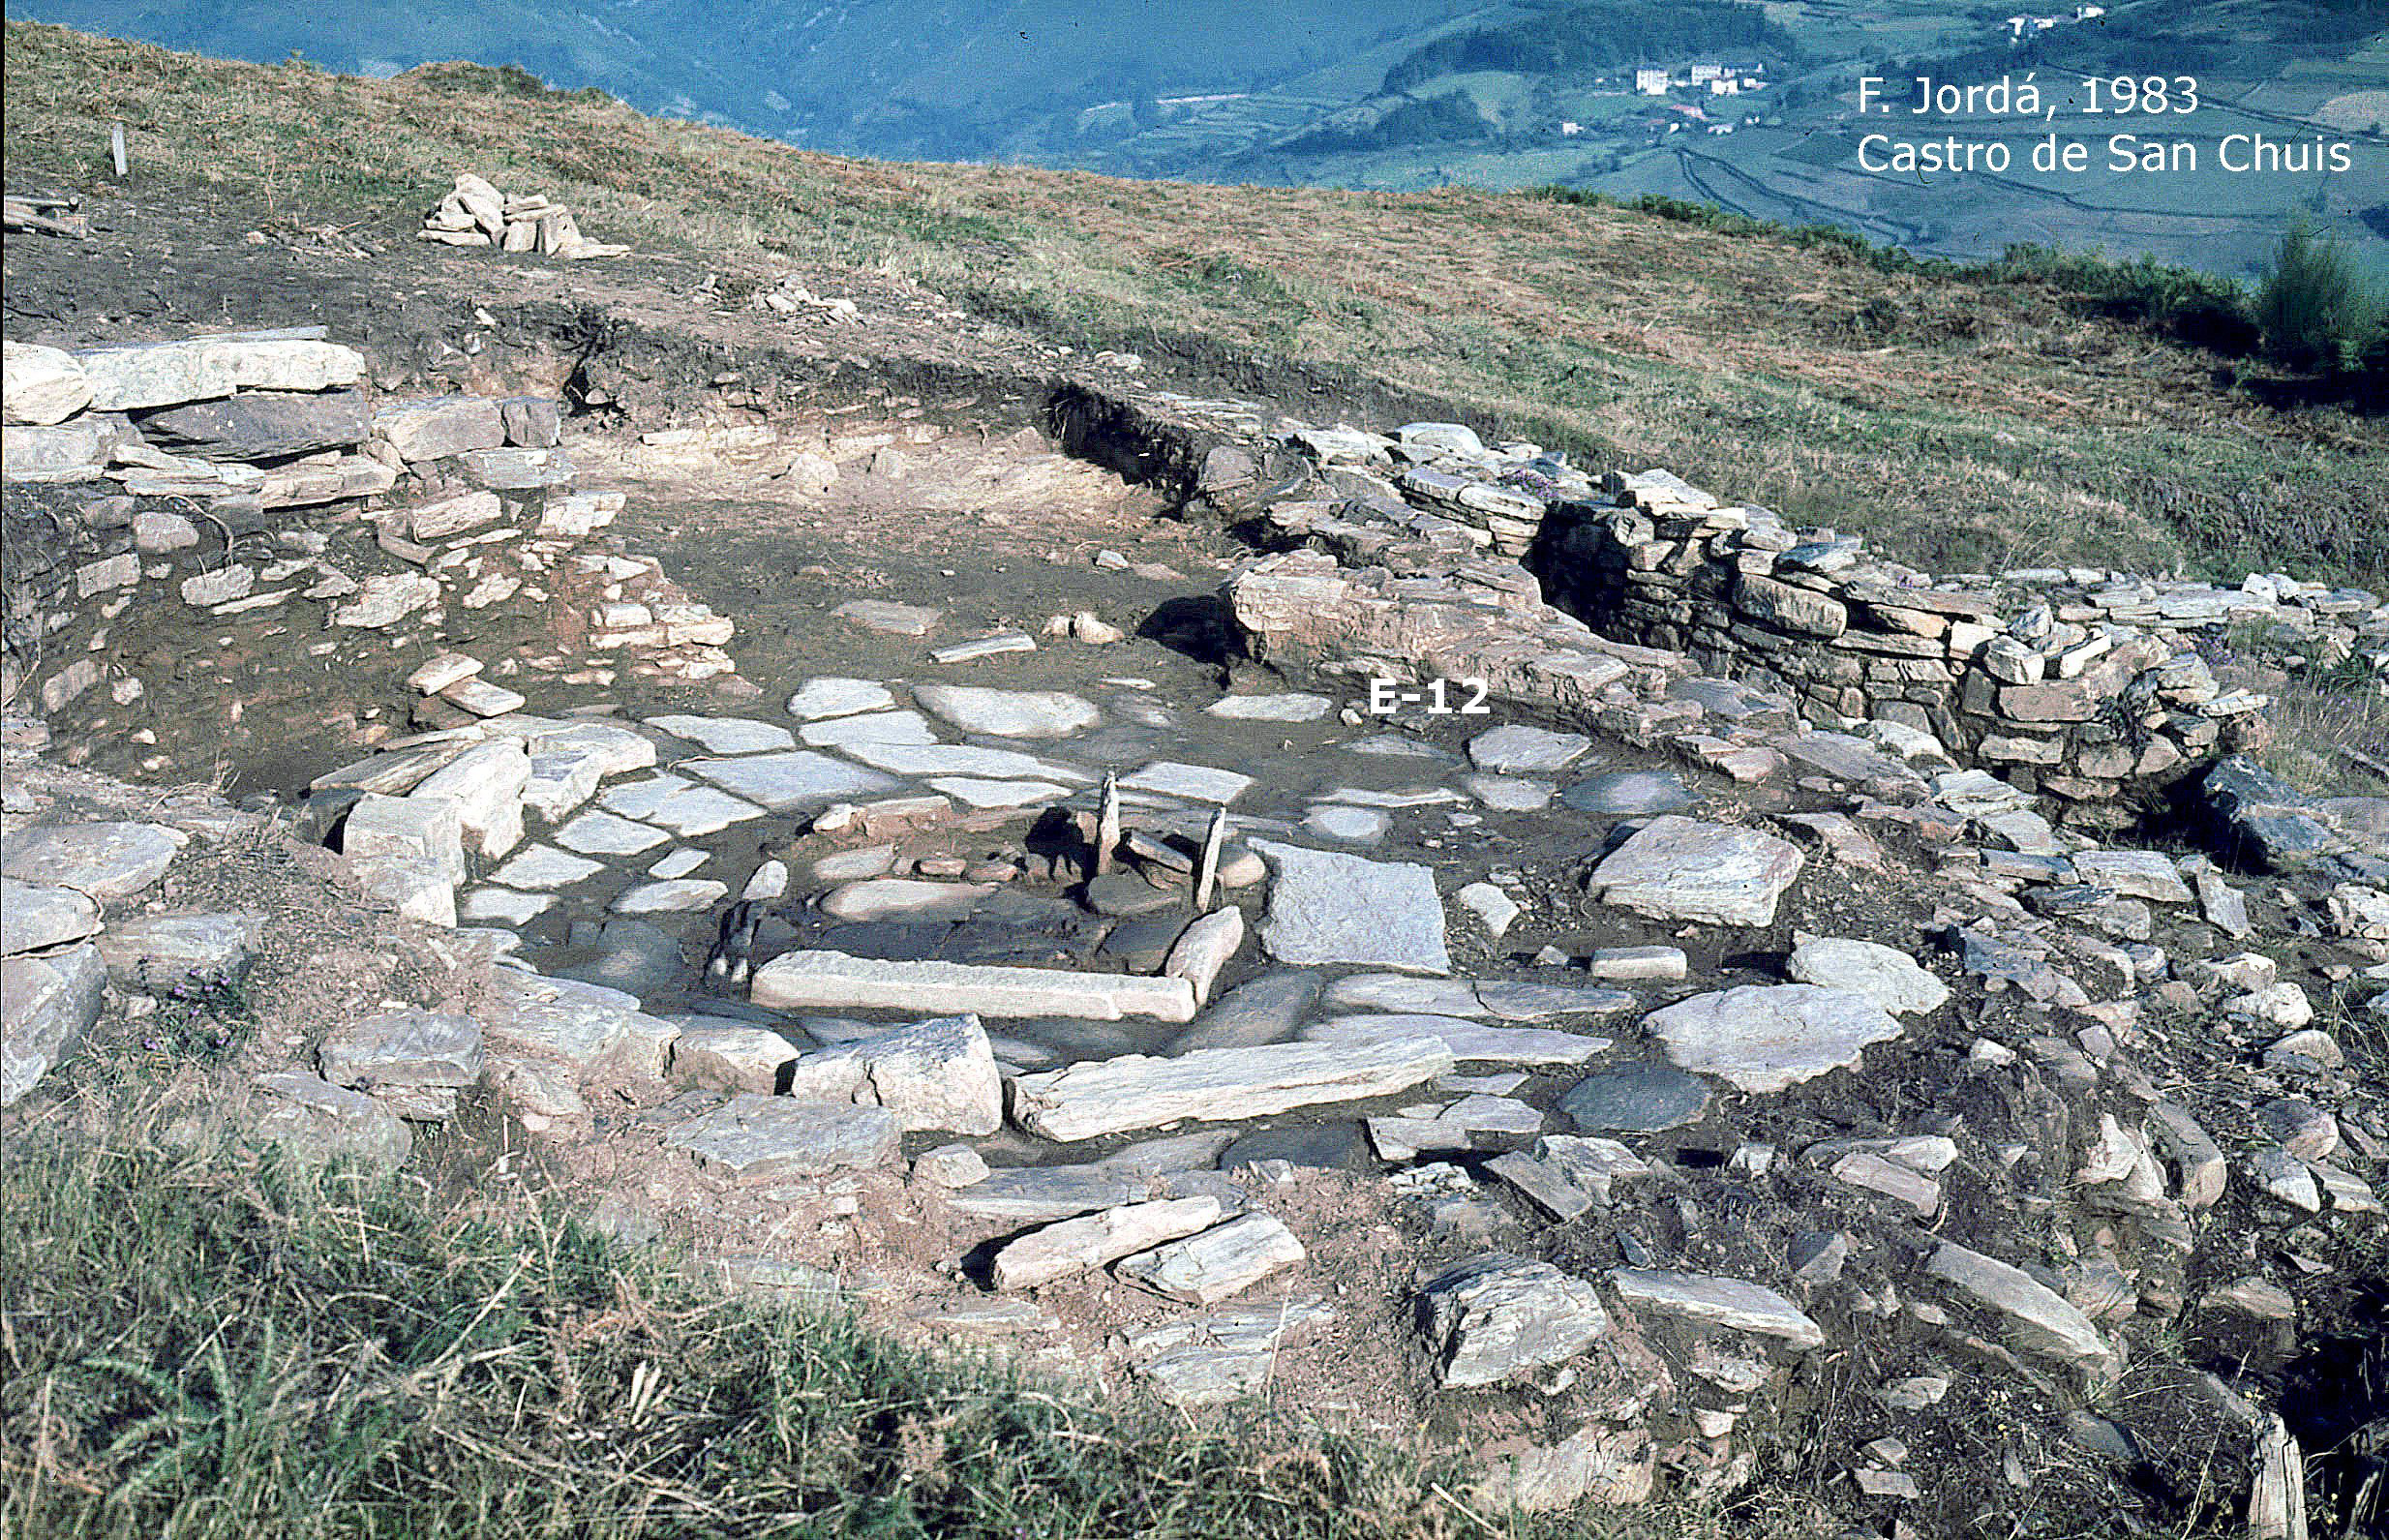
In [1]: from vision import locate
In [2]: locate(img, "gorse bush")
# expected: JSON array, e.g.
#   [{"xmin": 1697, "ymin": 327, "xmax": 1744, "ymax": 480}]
[{"xmin": 2257, "ymin": 215, "xmax": 2385, "ymax": 376}]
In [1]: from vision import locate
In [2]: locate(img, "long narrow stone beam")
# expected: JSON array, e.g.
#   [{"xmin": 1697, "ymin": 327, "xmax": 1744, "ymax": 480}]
[
  {"xmin": 751, "ymin": 950, "xmax": 1198, "ymax": 1023},
  {"xmin": 1009, "ymin": 1035, "xmax": 1456, "ymax": 1141}
]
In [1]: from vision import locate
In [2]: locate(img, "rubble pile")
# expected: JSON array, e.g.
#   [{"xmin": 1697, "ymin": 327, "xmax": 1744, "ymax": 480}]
[{"xmin": 419, "ymin": 172, "xmax": 628, "ymax": 260}]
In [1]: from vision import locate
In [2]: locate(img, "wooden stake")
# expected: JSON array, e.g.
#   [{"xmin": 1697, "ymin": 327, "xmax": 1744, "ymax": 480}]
[{"xmin": 109, "ymin": 123, "xmax": 127, "ymax": 179}]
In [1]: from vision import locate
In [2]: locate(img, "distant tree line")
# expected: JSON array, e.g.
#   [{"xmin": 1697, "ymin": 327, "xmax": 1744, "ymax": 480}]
[{"xmin": 1380, "ymin": 0, "xmax": 1795, "ymax": 94}]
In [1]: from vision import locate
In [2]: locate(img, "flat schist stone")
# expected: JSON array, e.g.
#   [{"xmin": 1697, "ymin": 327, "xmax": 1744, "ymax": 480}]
[
  {"xmin": 1424, "ymin": 1253, "xmax": 1614, "ymax": 1389},
  {"xmin": 799, "ymin": 710, "xmax": 938, "ymax": 749},
  {"xmin": 913, "ymin": 684, "xmax": 1100, "ymax": 739},
  {"xmin": 662, "ymin": 1095, "xmax": 901, "ymax": 1181},
  {"xmin": 1607, "ymin": 1268, "xmax": 1826, "ymax": 1349},
  {"xmin": 787, "ymin": 678, "xmax": 898, "ymax": 720},
  {"xmin": 645, "ymin": 714, "xmax": 797, "ymax": 755},
  {"xmin": 1467, "ymin": 724, "xmax": 1592, "ymax": 774},
  {"xmin": 1, "ymin": 944, "xmax": 106, "ymax": 1106},
  {"xmin": 835, "ymin": 740, "xmax": 1091, "ymax": 783},
  {"xmin": 1115, "ymin": 1212, "xmax": 1309, "ymax": 1305},
  {"xmin": 944, "ymin": 1164, "xmax": 1156, "ymax": 1223},
  {"xmin": 650, "ymin": 756, "xmax": 872, "ymax": 817},
  {"xmin": 1164, "ymin": 970, "xmax": 1321, "ymax": 1055},
  {"xmin": 1300, "ymin": 1013, "xmax": 1610, "ymax": 1067},
  {"xmin": 0, "ymin": 821, "xmax": 186, "ymax": 901},
  {"xmin": 476, "ymin": 969, "xmax": 642, "ymax": 1068},
  {"xmin": 1925, "ymin": 1241, "xmax": 2112, "ymax": 1365},
  {"xmin": 0, "ymin": 878, "xmax": 101, "ymax": 954},
  {"xmin": 1252, "ymin": 840, "xmax": 1452, "ymax": 976},
  {"xmin": 1643, "ymin": 983, "xmax": 1906, "ymax": 1095},
  {"xmin": 1559, "ymin": 770, "xmax": 1694, "ymax": 817},
  {"xmin": 751, "ymin": 951, "xmax": 1197, "ymax": 1023},
  {"xmin": 318, "ymin": 1008, "xmax": 485, "ymax": 1088},
  {"xmin": 94, "ymin": 911, "xmax": 265, "ymax": 990},
  {"xmin": 834, "ymin": 599, "xmax": 942, "ymax": 636},
  {"xmin": 553, "ymin": 810, "xmax": 671, "ymax": 856},
  {"xmin": 1120, "ymin": 761, "xmax": 1255, "ymax": 804},
  {"xmin": 1010, "ymin": 1034, "xmax": 1457, "ymax": 1142},
  {"xmin": 1205, "ymin": 693, "xmax": 1335, "ymax": 722},
  {"xmin": 1584, "ymin": 816, "xmax": 1803, "ymax": 927},
  {"xmin": 1558, "ymin": 1065, "xmax": 1710, "ymax": 1133}
]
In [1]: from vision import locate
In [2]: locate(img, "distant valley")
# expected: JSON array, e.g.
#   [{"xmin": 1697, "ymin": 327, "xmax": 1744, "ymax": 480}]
[{"xmin": 10, "ymin": 0, "xmax": 2385, "ymax": 280}]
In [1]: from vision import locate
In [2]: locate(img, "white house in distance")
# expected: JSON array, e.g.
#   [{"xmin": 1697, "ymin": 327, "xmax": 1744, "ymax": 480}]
[{"xmin": 1636, "ymin": 68, "xmax": 1671, "ymax": 95}]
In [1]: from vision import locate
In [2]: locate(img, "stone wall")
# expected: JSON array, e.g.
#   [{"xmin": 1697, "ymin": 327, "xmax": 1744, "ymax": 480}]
[
  {"xmin": 2, "ymin": 330, "xmax": 738, "ymax": 771},
  {"xmin": 1524, "ymin": 471, "xmax": 2385, "ymax": 821}
]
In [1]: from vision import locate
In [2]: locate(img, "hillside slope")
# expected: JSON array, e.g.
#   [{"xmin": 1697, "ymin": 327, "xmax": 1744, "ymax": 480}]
[{"xmin": 2, "ymin": 19, "xmax": 2381, "ymax": 591}]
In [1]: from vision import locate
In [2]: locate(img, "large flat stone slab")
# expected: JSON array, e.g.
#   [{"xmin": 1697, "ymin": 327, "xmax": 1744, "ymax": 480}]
[
  {"xmin": 251, "ymin": 1072, "xmax": 410, "ymax": 1172},
  {"xmin": 799, "ymin": 710, "xmax": 938, "ymax": 750},
  {"xmin": 1583, "ymin": 816, "xmax": 1802, "ymax": 927},
  {"xmin": 1643, "ymin": 984, "xmax": 1905, "ymax": 1094},
  {"xmin": 835, "ymin": 741, "xmax": 1091, "ymax": 782},
  {"xmin": 0, "ymin": 879, "xmax": 101, "ymax": 955},
  {"xmin": 1301, "ymin": 1013, "xmax": 1609, "ymax": 1067},
  {"xmin": 1786, "ymin": 938, "xmax": 1951, "ymax": 1016},
  {"xmin": 319, "ymin": 1008, "xmax": 484, "ymax": 1088},
  {"xmin": 990, "ymin": 1197, "xmax": 1222, "ymax": 1290},
  {"xmin": 1, "ymin": 944, "xmax": 106, "ymax": 1105},
  {"xmin": 94, "ymin": 911, "xmax": 265, "ymax": 991},
  {"xmin": 914, "ymin": 685, "xmax": 1100, "ymax": 739},
  {"xmin": 1607, "ymin": 1268, "xmax": 1825, "ymax": 1349},
  {"xmin": 1252, "ymin": 841, "xmax": 1451, "ymax": 975},
  {"xmin": 76, "ymin": 335, "xmax": 364, "ymax": 410},
  {"xmin": 1926, "ymin": 1241, "xmax": 2113, "ymax": 1367},
  {"xmin": 662, "ymin": 1095, "xmax": 901, "ymax": 1181},
  {"xmin": 1009, "ymin": 1034, "xmax": 1454, "ymax": 1141},
  {"xmin": 1120, "ymin": 761, "xmax": 1255, "ymax": 804},
  {"xmin": 1, "ymin": 821, "xmax": 185, "ymax": 901},
  {"xmin": 600, "ymin": 773, "xmax": 772, "ymax": 831},
  {"xmin": 787, "ymin": 678, "xmax": 897, "ymax": 719},
  {"xmin": 751, "ymin": 951, "xmax": 1196, "ymax": 1023},
  {"xmin": 647, "ymin": 715, "xmax": 796, "ymax": 754},
  {"xmin": 1467, "ymin": 725, "xmax": 1591, "ymax": 774},
  {"xmin": 1115, "ymin": 1213, "xmax": 1308, "ymax": 1304}
]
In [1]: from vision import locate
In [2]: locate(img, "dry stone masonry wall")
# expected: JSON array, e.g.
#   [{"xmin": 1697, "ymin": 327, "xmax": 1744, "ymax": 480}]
[
  {"xmin": 2, "ymin": 333, "xmax": 738, "ymax": 771},
  {"xmin": 1201, "ymin": 414, "xmax": 2384, "ymax": 830}
]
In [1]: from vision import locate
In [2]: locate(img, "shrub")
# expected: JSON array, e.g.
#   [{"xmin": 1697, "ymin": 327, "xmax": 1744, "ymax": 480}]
[{"xmin": 2256, "ymin": 215, "xmax": 2381, "ymax": 374}]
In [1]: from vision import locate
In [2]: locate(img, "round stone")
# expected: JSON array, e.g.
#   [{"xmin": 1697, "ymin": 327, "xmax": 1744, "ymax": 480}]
[{"xmin": 1559, "ymin": 1065, "xmax": 1711, "ymax": 1132}]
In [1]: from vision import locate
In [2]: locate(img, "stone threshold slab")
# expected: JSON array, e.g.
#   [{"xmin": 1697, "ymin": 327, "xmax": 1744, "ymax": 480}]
[
  {"xmin": 751, "ymin": 950, "xmax": 1197, "ymax": 1023},
  {"xmin": 1009, "ymin": 1035, "xmax": 1456, "ymax": 1141}
]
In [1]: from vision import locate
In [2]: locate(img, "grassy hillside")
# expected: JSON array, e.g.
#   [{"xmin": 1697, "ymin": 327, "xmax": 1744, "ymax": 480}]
[{"xmin": 3, "ymin": 19, "xmax": 2382, "ymax": 591}]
